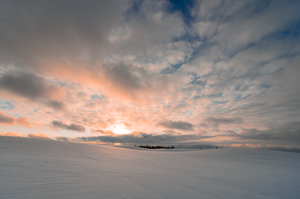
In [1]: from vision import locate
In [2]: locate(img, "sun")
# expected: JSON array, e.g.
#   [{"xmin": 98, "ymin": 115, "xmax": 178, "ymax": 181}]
[{"xmin": 112, "ymin": 124, "xmax": 130, "ymax": 135}]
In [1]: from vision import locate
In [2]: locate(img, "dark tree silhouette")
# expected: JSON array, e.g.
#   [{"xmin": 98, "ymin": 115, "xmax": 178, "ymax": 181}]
[{"xmin": 135, "ymin": 145, "xmax": 175, "ymax": 149}]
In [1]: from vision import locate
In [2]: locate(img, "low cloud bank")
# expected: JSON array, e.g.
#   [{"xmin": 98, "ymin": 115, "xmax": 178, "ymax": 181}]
[
  {"xmin": 0, "ymin": 131, "xmax": 50, "ymax": 140},
  {"xmin": 264, "ymin": 146, "xmax": 300, "ymax": 153},
  {"xmin": 0, "ymin": 131, "xmax": 19, "ymax": 137},
  {"xmin": 27, "ymin": 133, "xmax": 50, "ymax": 139},
  {"xmin": 238, "ymin": 121, "xmax": 300, "ymax": 141},
  {"xmin": 79, "ymin": 132, "xmax": 211, "ymax": 144},
  {"xmin": 173, "ymin": 143, "xmax": 218, "ymax": 149}
]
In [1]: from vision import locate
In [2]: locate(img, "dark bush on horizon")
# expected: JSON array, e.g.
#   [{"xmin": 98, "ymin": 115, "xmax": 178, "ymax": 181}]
[{"xmin": 134, "ymin": 145, "xmax": 175, "ymax": 149}]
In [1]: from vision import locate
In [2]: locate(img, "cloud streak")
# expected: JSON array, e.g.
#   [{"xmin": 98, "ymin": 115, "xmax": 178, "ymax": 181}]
[
  {"xmin": 52, "ymin": 121, "xmax": 86, "ymax": 132},
  {"xmin": 203, "ymin": 117, "xmax": 244, "ymax": 128},
  {"xmin": 157, "ymin": 120, "xmax": 194, "ymax": 131}
]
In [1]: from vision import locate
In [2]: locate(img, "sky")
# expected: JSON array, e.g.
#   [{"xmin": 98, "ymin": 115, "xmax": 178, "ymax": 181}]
[{"xmin": 0, "ymin": 0, "xmax": 299, "ymax": 150}]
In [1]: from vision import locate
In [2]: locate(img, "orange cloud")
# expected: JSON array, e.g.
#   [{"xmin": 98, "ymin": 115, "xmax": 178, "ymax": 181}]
[
  {"xmin": 0, "ymin": 131, "xmax": 20, "ymax": 137},
  {"xmin": 231, "ymin": 144, "xmax": 244, "ymax": 147},
  {"xmin": 0, "ymin": 131, "xmax": 51, "ymax": 140},
  {"xmin": 231, "ymin": 144, "xmax": 262, "ymax": 148},
  {"xmin": 91, "ymin": 129, "xmax": 114, "ymax": 135},
  {"xmin": 41, "ymin": 60, "xmax": 183, "ymax": 104},
  {"xmin": 124, "ymin": 122, "xmax": 132, "ymax": 127},
  {"xmin": 245, "ymin": 144, "xmax": 261, "ymax": 148},
  {"xmin": 0, "ymin": 112, "xmax": 31, "ymax": 128}
]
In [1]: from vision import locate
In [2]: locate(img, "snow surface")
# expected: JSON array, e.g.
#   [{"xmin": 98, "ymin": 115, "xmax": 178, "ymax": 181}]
[{"xmin": 1, "ymin": 137, "xmax": 300, "ymax": 199}]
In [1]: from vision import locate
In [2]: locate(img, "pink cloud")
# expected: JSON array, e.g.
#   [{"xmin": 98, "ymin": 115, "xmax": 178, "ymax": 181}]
[
  {"xmin": 245, "ymin": 144, "xmax": 261, "ymax": 148},
  {"xmin": 0, "ymin": 131, "xmax": 20, "ymax": 137},
  {"xmin": 0, "ymin": 112, "xmax": 31, "ymax": 128},
  {"xmin": 232, "ymin": 144, "xmax": 244, "ymax": 148}
]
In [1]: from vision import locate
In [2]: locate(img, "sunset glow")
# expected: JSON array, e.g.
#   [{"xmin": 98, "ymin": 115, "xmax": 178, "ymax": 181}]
[
  {"xmin": 0, "ymin": 0, "xmax": 299, "ymax": 151},
  {"xmin": 112, "ymin": 125, "xmax": 130, "ymax": 135}
]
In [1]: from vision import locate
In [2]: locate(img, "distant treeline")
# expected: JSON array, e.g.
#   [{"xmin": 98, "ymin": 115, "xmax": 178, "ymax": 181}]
[{"xmin": 135, "ymin": 145, "xmax": 175, "ymax": 149}]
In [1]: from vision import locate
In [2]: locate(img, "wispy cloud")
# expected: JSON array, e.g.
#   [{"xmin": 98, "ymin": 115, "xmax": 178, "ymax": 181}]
[
  {"xmin": 157, "ymin": 120, "xmax": 194, "ymax": 131},
  {"xmin": 203, "ymin": 117, "xmax": 243, "ymax": 128}
]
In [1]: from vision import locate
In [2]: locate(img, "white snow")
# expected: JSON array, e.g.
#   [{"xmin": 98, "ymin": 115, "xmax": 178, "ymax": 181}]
[{"xmin": 1, "ymin": 136, "xmax": 299, "ymax": 199}]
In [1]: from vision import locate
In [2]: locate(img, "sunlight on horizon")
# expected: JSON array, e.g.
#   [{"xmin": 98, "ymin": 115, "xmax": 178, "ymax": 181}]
[{"xmin": 112, "ymin": 124, "xmax": 130, "ymax": 135}]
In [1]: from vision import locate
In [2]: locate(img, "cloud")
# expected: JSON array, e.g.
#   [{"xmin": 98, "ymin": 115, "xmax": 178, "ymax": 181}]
[
  {"xmin": 245, "ymin": 144, "xmax": 261, "ymax": 148},
  {"xmin": 0, "ymin": 112, "xmax": 31, "ymax": 127},
  {"xmin": 231, "ymin": 144, "xmax": 244, "ymax": 148},
  {"xmin": 231, "ymin": 143, "xmax": 300, "ymax": 153},
  {"xmin": 239, "ymin": 128, "xmax": 272, "ymax": 140},
  {"xmin": 0, "ymin": 1, "xmax": 299, "ymax": 149},
  {"xmin": 0, "ymin": 131, "xmax": 50, "ymax": 139},
  {"xmin": 238, "ymin": 121, "xmax": 300, "ymax": 142},
  {"xmin": 0, "ymin": 131, "xmax": 20, "ymax": 137},
  {"xmin": 46, "ymin": 100, "xmax": 66, "ymax": 110},
  {"xmin": 265, "ymin": 146, "xmax": 300, "ymax": 153},
  {"xmin": 202, "ymin": 0, "xmax": 300, "ymax": 55},
  {"xmin": 80, "ymin": 132, "xmax": 211, "ymax": 144},
  {"xmin": 91, "ymin": 129, "xmax": 114, "ymax": 135},
  {"xmin": 56, "ymin": 137, "xmax": 84, "ymax": 143},
  {"xmin": 27, "ymin": 133, "xmax": 50, "ymax": 139},
  {"xmin": 157, "ymin": 120, "xmax": 194, "ymax": 131},
  {"xmin": 203, "ymin": 117, "xmax": 244, "ymax": 128},
  {"xmin": 0, "ymin": 72, "xmax": 66, "ymax": 109},
  {"xmin": 0, "ymin": 72, "xmax": 61, "ymax": 100},
  {"xmin": 0, "ymin": 0, "xmax": 186, "ymax": 102},
  {"xmin": 0, "ymin": 112, "xmax": 14, "ymax": 123},
  {"xmin": 52, "ymin": 120, "xmax": 86, "ymax": 132},
  {"xmin": 0, "ymin": 0, "xmax": 123, "ymax": 66}
]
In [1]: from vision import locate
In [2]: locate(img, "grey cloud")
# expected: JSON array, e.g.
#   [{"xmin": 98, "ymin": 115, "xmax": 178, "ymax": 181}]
[
  {"xmin": 103, "ymin": 62, "xmax": 143, "ymax": 91},
  {"xmin": 27, "ymin": 133, "xmax": 50, "ymax": 139},
  {"xmin": 204, "ymin": 117, "xmax": 243, "ymax": 128},
  {"xmin": 0, "ymin": 112, "xmax": 14, "ymax": 124},
  {"xmin": 46, "ymin": 100, "xmax": 66, "ymax": 110},
  {"xmin": 56, "ymin": 136, "xmax": 69, "ymax": 142},
  {"xmin": 80, "ymin": 133, "xmax": 211, "ymax": 144},
  {"xmin": 0, "ymin": 72, "xmax": 65, "ymax": 110},
  {"xmin": 239, "ymin": 128, "xmax": 272, "ymax": 140},
  {"xmin": 0, "ymin": 0, "xmax": 123, "ymax": 67},
  {"xmin": 157, "ymin": 120, "xmax": 194, "ymax": 131},
  {"xmin": 52, "ymin": 120, "xmax": 85, "ymax": 132},
  {"xmin": 264, "ymin": 146, "xmax": 300, "ymax": 153},
  {"xmin": 0, "ymin": 72, "xmax": 52, "ymax": 100},
  {"xmin": 238, "ymin": 121, "xmax": 300, "ymax": 142}
]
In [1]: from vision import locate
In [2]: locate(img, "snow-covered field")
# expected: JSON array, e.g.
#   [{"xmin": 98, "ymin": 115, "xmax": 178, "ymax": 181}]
[{"xmin": 1, "ymin": 137, "xmax": 299, "ymax": 199}]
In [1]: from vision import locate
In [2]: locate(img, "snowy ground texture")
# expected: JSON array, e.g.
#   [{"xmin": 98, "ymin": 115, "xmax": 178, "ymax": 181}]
[{"xmin": 1, "ymin": 137, "xmax": 300, "ymax": 199}]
